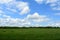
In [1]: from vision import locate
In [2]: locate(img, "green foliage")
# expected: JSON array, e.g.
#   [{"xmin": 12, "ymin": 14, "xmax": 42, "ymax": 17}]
[{"xmin": 0, "ymin": 26, "xmax": 60, "ymax": 29}]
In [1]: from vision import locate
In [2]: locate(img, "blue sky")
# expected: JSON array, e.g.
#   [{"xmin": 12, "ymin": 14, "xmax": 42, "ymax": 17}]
[{"xmin": 0, "ymin": 0, "xmax": 60, "ymax": 27}]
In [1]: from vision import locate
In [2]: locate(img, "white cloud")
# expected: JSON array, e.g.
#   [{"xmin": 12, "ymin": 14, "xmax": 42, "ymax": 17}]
[
  {"xmin": 50, "ymin": 1, "xmax": 60, "ymax": 10},
  {"xmin": 6, "ymin": 8, "xmax": 17, "ymax": 13},
  {"xmin": 35, "ymin": 0, "xmax": 59, "ymax": 4},
  {"xmin": 52, "ymin": 7, "xmax": 60, "ymax": 10},
  {"xmin": 35, "ymin": 0, "xmax": 60, "ymax": 10},
  {"xmin": 0, "ymin": 16, "xmax": 30, "ymax": 27},
  {"xmin": 20, "ymin": 6, "xmax": 30, "ymax": 15},
  {"xmin": 0, "ymin": 14, "xmax": 31, "ymax": 27},
  {"xmin": 46, "ymin": 0, "xmax": 58, "ymax": 4},
  {"xmin": 0, "ymin": 0, "xmax": 30, "ymax": 15},
  {"xmin": 26, "ymin": 12, "xmax": 50, "ymax": 23},
  {"xmin": 48, "ymin": 22, "xmax": 60, "ymax": 27},
  {"xmin": 49, "ymin": 3, "xmax": 57, "ymax": 7},
  {"xmin": 0, "ymin": 0, "xmax": 13, "ymax": 4},
  {"xmin": 46, "ymin": 0, "xmax": 60, "ymax": 10},
  {"xmin": 0, "ymin": 12, "xmax": 50, "ymax": 27},
  {"xmin": 0, "ymin": 10, "xmax": 4, "ymax": 16},
  {"xmin": 15, "ymin": 2, "xmax": 28, "ymax": 10},
  {"xmin": 0, "ymin": 10, "xmax": 3, "ymax": 13},
  {"xmin": 14, "ymin": 1, "xmax": 30, "ymax": 15},
  {"xmin": 35, "ymin": 0, "xmax": 44, "ymax": 4},
  {"xmin": 55, "ymin": 13, "xmax": 60, "ymax": 15}
]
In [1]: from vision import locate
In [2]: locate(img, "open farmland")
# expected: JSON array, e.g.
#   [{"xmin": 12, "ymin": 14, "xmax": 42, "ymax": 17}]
[{"xmin": 0, "ymin": 27, "xmax": 60, "ymax": 40}]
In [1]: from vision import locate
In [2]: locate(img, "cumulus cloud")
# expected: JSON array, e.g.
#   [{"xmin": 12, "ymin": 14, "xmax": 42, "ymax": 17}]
[
  {"xmin": 20, "ymin": 6, "xmax": 30, "ymax": 15},
  {"xmin": 0, "ymin": 12, "xmax": 50, "ymax": 27},
  {"xmin": 0, "ymin": 10, "xmax": 30, "ymax": 27},
  {"xmin": 0, "ymin": 15, "xmax": 30, "ymax": 27},
  {"xmin": 46, "ymin": 0, "xmax": 58, "ymax": 4},
  {"xmin": 0, "ymin": 10, "xmax": 5, "ymax": 16},
  {"xmin": 48, "ymin": 22, "xmax": 60, "ymax": 27},
  {"xmin": 6, "ymin": 8, "xmax": 17, "ymax": 13},
  {"xmin": 35, "ymin": 0, "xmax": 44, "ymax": 4},
  {"xmin": 26, "ymin": 12, "xmax": 50, "ymax": 23},
  {"xmin": 0, "ymin": 0, "xmax": 13, "ymax": 4},
  {"xmin": 0, "ymin": 0, "xmax": 30, "ymax": 26},
  {"xmin": 35, "ymin": 0, "xmax": 59, "ymax": 4},
  {"xmin": 35, "ymin": 0, "xmax": 60, "ymax": 10},
  {"xmin": 0, "ymin": 0, "xmax": 30, "ymax": 15},
  {"xmin": 0, "ymin": 10, "xmax": 3, "ymax": 15}
]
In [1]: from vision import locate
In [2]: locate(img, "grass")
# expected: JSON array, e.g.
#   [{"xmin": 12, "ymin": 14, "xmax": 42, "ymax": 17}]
[{"xmin": 0, "ymin": 28, "xmax": 60, "ymax": 40}]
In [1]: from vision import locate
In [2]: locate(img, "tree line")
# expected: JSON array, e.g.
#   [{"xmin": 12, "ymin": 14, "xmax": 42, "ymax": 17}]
[{"xmin": 0, "ymin": 26, "xmax": 60, "ymax": 29}]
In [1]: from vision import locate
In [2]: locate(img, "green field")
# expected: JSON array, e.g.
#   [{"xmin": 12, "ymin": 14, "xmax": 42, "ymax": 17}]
[{"xmin": 0, "ymin": 28, "xmax": 60, "ymax": 40}]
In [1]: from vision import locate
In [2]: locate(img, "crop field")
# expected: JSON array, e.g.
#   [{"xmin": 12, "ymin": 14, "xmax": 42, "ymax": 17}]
[{"xmin": 0, "ymin": 28, "xmax": 60, "ymax": 40}]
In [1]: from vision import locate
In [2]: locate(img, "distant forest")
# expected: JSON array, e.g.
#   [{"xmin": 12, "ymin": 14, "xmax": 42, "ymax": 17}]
[{"xmin": 0, "ymin": 26, "xmax": 60, "ymax": 29}]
